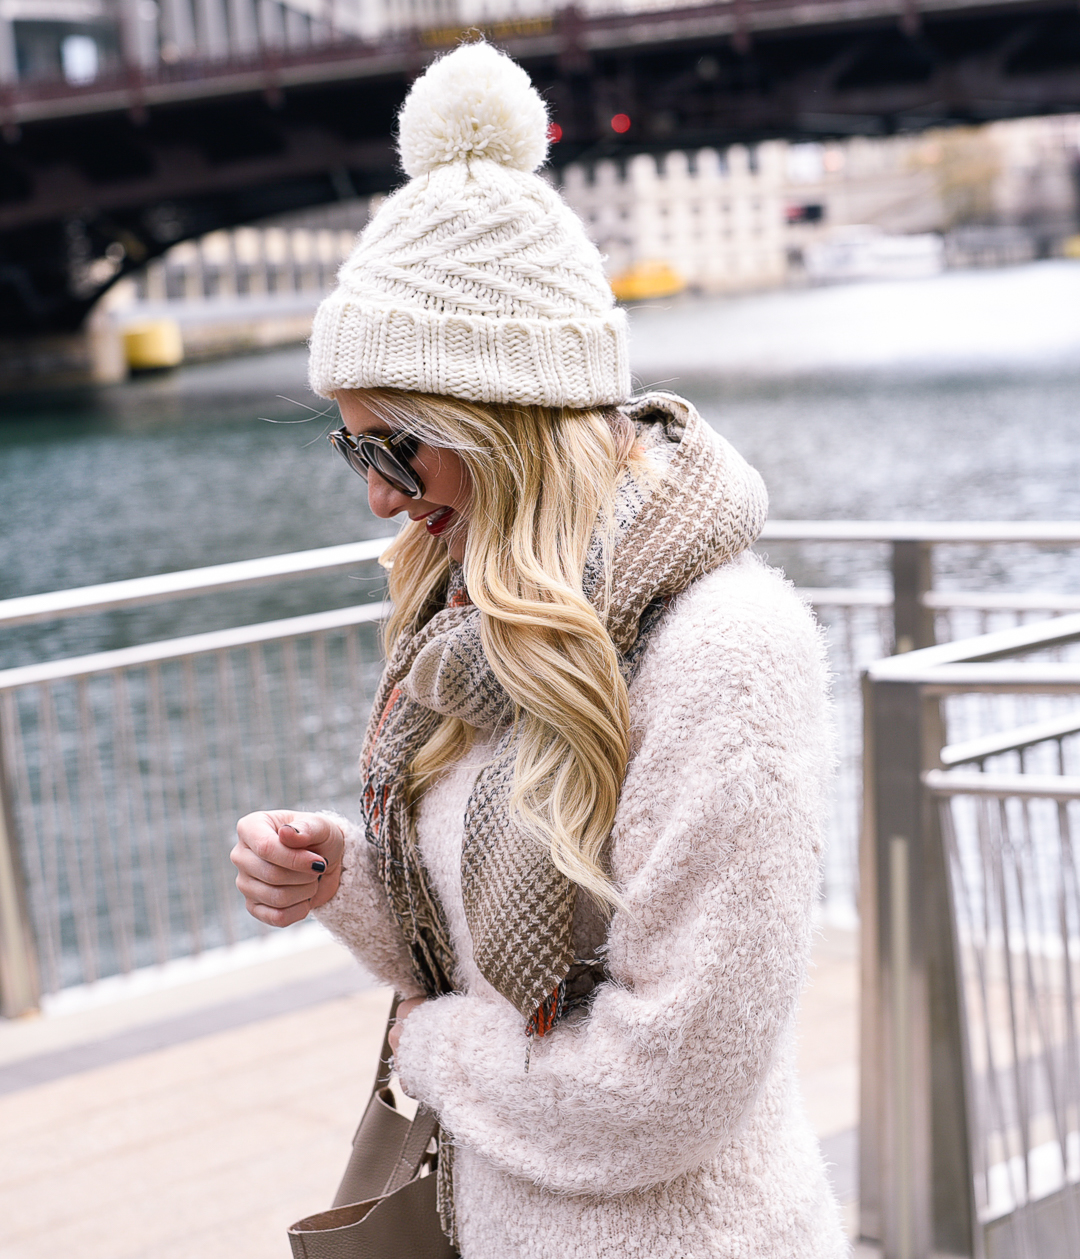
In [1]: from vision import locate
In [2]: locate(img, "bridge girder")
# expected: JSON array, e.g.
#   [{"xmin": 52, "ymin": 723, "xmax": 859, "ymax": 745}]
[{"xmin": 1, "ymin": 0, "xmax": 1079, "ymax": 336}]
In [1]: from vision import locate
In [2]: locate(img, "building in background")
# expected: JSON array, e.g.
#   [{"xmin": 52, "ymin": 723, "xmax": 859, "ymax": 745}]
[
  {"xmin": 102, "ymin": 197, "xmax": 368, "ymax": 365},
  {"xmin": 560, "ymin": 144, "xmax": 788, "ymax": 296},
  {"xmin": 557, "ymin": 114, "xmax": 1080, "ymax": 294}
]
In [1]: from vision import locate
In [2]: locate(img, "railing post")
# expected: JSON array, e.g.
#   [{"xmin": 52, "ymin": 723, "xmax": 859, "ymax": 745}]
[
  {"xmin": 891, "ymin": 540, "xmax": 935, "ymax": 654},
  {"xmin": 0, "ymin": 716, "xmax": 40, "ymax": 1017},
  {"xmin": 860, "ymin": 669, "xmax": 975, "ymax": 1258}
]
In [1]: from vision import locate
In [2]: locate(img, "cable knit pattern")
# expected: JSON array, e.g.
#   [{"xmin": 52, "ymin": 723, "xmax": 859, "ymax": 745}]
[
  {"xmin": 308, "ymin": 43, "xmax": 630, "ymax": 406},
  {"xmin": 317, "ymin": 554, "xmax": 849, "ymax": 1258}
]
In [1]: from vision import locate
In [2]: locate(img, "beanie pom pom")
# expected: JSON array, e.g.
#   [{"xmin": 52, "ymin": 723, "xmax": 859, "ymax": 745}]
[{"xmin": 398, "ymin": 41, "xmax": 549, "ymax": 177}]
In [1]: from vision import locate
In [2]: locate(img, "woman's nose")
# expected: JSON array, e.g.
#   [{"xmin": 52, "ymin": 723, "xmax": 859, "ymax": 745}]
[{"xmin": 366, "ymin": 470, "xmax": 413, "ymax": 519}]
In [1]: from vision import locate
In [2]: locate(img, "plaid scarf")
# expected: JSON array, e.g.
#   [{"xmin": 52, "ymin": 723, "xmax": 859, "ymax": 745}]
[{"xmin": 358, "ymin": 394, "xmax": 766, "ymax": 1233}]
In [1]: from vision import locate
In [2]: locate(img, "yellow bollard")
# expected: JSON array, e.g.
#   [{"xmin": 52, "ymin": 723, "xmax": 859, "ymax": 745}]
[
  {"xmin": 1064, "ymin": 235, "xmax": 1080, "ymax": 260},
  {"xmin": 122, "ymin": 319, "xmax": 185, "ymax": 370},
  {"xmin": 610, "ymin": 260, "xmax": 685, "ymax": 303}
]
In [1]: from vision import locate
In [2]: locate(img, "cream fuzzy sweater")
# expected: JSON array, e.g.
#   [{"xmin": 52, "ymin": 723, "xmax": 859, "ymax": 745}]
[{"xmin": 317, "ymin": 552, "xmax": 849, "ymax": 1258}]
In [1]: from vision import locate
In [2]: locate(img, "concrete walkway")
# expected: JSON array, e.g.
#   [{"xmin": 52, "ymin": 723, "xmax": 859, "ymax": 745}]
[{"xmin": 0, "ymin": 925, "xmax": 878, "ymax": 1259}]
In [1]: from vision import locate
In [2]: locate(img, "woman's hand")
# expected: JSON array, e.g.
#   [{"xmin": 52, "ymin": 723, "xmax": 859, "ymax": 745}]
[
  {"xmin": 231, "ymin": 811, "xmax": 345, "ymax": 927},
  {"xmin": 389, "ymin": 996, "xmax": 428, "ymax": 1055}
]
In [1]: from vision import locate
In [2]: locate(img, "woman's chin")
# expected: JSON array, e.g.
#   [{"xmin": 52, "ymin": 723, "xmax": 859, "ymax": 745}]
[{"xmin": 447, "ymin": 536, "xmax": 467, "ymax": 563}]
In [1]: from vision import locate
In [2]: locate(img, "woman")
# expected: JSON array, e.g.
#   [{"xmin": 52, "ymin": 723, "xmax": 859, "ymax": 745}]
[{"xmin": 232, "ymin": 41, "xmax": 847, "ymax": 1259}]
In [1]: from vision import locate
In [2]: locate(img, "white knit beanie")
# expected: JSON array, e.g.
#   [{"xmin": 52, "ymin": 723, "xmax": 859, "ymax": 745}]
[{"xmin": 308, "ymin": 42, "xmax": 630, "ymax": 408}]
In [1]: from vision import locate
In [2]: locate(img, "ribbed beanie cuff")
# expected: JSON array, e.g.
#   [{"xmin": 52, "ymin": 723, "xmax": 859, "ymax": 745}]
[{"xmin": 309, "ymin": 297, "xmax": 630, "ymax": 407}]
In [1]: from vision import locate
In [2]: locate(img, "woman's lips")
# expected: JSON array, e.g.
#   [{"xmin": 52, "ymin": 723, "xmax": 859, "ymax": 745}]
[{"xmin": 425, "ymin": 506, "xmax": 455, "ymax": 536}]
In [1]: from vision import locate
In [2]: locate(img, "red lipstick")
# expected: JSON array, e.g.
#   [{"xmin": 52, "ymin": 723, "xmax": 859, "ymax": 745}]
[{"xmin": 425, "ymin": 507, "xmax": 455, "ymax": 536}]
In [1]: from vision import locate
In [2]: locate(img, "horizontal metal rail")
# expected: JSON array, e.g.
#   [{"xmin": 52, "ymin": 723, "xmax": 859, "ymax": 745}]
[
  {"xmin": 924, "ymin": 591, "xmax": 1080, "ymax": 612},
  {"xmin": 923, "ymin": 769, "xmax": 1080, "ymax": 799},
  {"xmin": 897, "ymin": 666, "xmax": 1080, "ymax": 693},
  {"xmin": 799, "ymin": 590, "xmax": 1080, "ymax": 611},
  {"xmin": 869, "ymin": 612, "xmax": 1080, "ymax": 678},
  {"xmin": 940, "ymin": 713, "xmax": 1080, "ymax": 766},
  {"xmin": 5, "ymin": 522, "xmax": 1080, "ymax": 631},
  {"xmin": 758, "ymin": 521, "xmax": 1080, "ymax": 544},
  {"xmin": 0, "ymin": 603, "xmax": 390, "ymax": 692},
  {"xmin": 0, "ymin": 538, "xmax": 392, "ymax": 630}
]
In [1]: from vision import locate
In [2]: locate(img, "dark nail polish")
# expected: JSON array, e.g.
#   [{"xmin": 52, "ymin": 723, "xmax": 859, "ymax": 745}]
[{"xmin": 311, "ymin": 860, "xmax": 326, "ymax": 873}]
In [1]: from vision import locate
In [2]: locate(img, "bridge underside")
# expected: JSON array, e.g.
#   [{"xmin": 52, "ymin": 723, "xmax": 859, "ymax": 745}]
[{"xmin": 1, "ymin": 0, "xmax": 1079, "ymax": 336}]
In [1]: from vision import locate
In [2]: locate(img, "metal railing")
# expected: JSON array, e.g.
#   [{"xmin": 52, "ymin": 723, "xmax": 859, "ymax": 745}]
[
  {"xmin": 0, "ymin": 604, "xmax": 389, "ymax": 1011},
  {"xmin": 763, "ymin": 522, "xmax": 1080, "ymax": 931},
  {"xmin": 860, "ymin": 615, "xmax": 1080, "ymax": 1259},
  {"xmin": 3, "ymin": 522, "xmax": 1080, "ymax": 1017}
]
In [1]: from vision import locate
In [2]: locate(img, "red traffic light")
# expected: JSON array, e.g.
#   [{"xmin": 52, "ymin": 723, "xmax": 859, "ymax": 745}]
[{"xmin": 610, "ymin": 114, "xmax": 631, "ymax": 134}]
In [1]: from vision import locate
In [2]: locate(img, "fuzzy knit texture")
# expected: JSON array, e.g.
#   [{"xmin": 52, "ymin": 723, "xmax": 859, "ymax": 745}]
[
  {"xmin": 308, "ymin": 42, "xmax": 630, "ymax": 407},
  {"xmin": 317, "ymin": 552, "xmax": 850, "ymax": 1258}
]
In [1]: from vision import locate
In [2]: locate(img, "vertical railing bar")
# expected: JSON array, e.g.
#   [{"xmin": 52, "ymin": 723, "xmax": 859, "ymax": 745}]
[
  {"xmin": 39, "ymin": 683, "xmax": 98, "ymax": 987},
  {"xmin": 993, "ymin": 796, "xmax": 1033, "ymax": 1232},
  {"xmin": 110, "ymin": 670, "xmax": 145, "ymax": 974},
  {"xmin": 141, "ymin": 663, "xmax": 175, "ymax": 966},
  {"xmin": 889, "ymin": 831, "xmax": 915, "ymax": 1259},
  {"xmin": 1057, "ymin": 798, "xmax": 1080, "ymax": 1187},
  {"xmin": 76, "ymin": 676, "xmax": 132, "ymax": 977},
  {"xmin": 280, "ymin": 635, "xmax": 304, "ymax": 806},
  {"xmin": 248, "ymin": 642, "xmax": 285, "ymax": 809},
  {"xmin": 976, "ymin": 793, "xmax": 1018, "ymax": 1223},
  {"xmin": 311, "ymin": 629, "xmax": 332, "ymax": 805},
  {"xmin": 65, "ymin": 681, "xmax": 105, "ymax": 983},
  {"xmin": 941, "ymin": 796, "xmax": 991, "ymax": 1225},
  {"xmin": 1, "ymin": 688, "xmax": 54, "ymax": 992},
  {"xmin": 1050, "ymin": 797, "xmax": 1080, "ymax": 1249},
  {"xmin": 215, "ymin": 649, "xmax": 249, "ymax": 945},
  {"xmin": 1013, "ymin": 789, "xmax": 1069, "ymax": 1185},
  {"xmin": 162, "ymin": 658, "xmax": 204, "ymax": 958},
  {"xmin": 182, "ymin": 655, "xmax": 231, "ymax": 947},
  {"xmin": 179, "ymin": 657, "xmax": 211, "ymax": 942},
  {"xmin": 0, "ymin": 688, "xmax": 41, "ymax": 1014}
]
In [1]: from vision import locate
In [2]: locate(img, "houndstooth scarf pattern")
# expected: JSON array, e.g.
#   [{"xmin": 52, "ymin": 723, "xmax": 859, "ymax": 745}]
[{"xmin": 359, "ymin": 393, "xmax": 767, "ymax": 1036}]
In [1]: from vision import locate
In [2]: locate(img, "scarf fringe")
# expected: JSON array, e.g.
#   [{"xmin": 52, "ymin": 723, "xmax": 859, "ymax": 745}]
[
  {"xmin": 527, "ymin": 981, "xmax": 566, "ymax": 1038},
  {"xmin": 436, "ymin": 1138, "xmax": 458, "ymax": 1248}
]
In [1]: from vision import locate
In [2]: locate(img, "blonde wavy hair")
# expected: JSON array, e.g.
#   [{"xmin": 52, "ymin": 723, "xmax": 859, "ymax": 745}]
[{"xmin": 349, "ymin": 388, "xmax": 650, "ymax": 911}]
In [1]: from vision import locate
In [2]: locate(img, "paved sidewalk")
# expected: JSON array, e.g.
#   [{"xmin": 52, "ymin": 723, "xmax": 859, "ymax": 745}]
[{"xmin": 0, "ymin": 925, "xmax": 877, "ymax": 1259}]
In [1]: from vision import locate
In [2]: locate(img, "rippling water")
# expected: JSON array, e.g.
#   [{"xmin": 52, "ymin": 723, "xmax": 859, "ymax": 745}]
[{"xmin": 3, "ymin": 260, "xmax": 1080, "ymax": 670}]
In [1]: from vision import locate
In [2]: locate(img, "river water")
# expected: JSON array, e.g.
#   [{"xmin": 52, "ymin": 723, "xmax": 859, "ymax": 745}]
[{"xmin": 3, "ymin": 260, "xmax": 1080, "ymax": 672}]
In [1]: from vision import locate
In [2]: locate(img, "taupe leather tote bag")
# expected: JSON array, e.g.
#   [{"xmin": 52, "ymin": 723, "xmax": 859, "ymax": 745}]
[{"xmin": 287, "ymin": 998, "xmax": 458, "ymax": 1259}]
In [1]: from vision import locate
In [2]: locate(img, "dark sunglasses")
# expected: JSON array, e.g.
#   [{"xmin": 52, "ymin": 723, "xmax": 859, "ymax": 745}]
[{"xmin": 328, "ymin": 425, "xmax": 425, "ymax": 499}]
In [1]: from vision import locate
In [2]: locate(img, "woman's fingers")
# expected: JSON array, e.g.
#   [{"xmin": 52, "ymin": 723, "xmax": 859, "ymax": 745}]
[
  {"xmin": 234, "ymin": 868, "xmax": 319, "ymax": 910},
  {"xmin": 244, "ymin": 898, "xmax": 316, "ymax": 929},
  {"xmin": 232, "ymin": 810, "xmax": 346, "ymax": 926},
  {"xmin": 388, "ymin": 997, "xmax": 428, "ymax": 1054},
  {"xmin": 231, "ymin": 845, "xmax": 316, "ymax": 887},
  {"xmin": 276, "ymin": 815, "xmax": 345, "ymax": 873},
  {"xmin": 233, "ymin": 811, "xmax": 344, "ymax": 876}
]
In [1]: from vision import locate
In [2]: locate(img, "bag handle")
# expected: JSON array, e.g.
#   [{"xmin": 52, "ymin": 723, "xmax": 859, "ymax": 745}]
[
  {"xmin": 374, "ymin": 993, "xmax": 401, "ymax": 1092},
  {"xmin": 373, "ymin": 993, "xmax": 441, "ymax": 1197}
]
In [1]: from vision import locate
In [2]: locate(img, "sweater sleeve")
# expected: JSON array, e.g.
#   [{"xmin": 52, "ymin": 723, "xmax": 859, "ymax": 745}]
[
  {"xmin": 313, "ymin": 812, "xmax": 425, "ymax": 999},
  {"xmin": 393, "ymin": 560, "xmax": 834, "ymax": 1195}
]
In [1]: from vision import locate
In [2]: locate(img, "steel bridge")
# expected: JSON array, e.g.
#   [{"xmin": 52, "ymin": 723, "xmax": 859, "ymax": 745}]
[{"xmin": 2, "ymin": 0, "xmax": 1080, "ymax": 337}]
